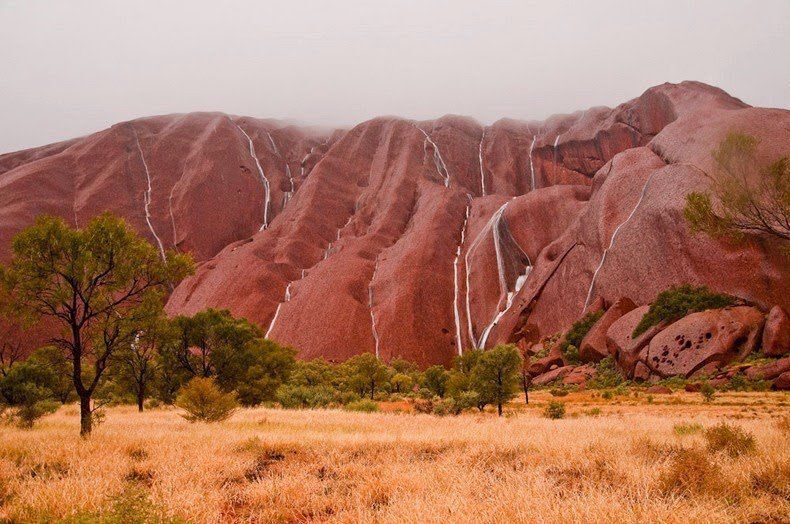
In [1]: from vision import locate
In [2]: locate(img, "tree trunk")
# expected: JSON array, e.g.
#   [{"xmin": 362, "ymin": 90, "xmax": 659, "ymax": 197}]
[
  {"xmin": 79, "ymin": 395, "xmax": 92, "ymax": 437},
  {"xmin": 137, "ymin": 387, "xmax": 145, "ymax": 412},
  {"xmin": 497, "ymin": 402, "xmax": 503, "ymax": 417}
]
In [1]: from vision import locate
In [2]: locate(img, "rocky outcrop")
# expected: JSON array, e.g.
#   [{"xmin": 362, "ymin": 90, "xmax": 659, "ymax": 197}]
[
  {"xmin": 745, "ymin": 358, "xmax": 790, "ymax": 381},
  {"xmin": 1, "ymin": 81, "xmax": 788, "ymax": 366},
  {"xmin": 562, "ymin": 364, "xmax": 596, "ymax": 387},
  {"xmin": 532, "ymin": 366, "xmax": 575, "ymax": 386},
  {"xmin": 762, "ymin": 306, "xmax": 789, "ymax": 357},
  {"xmin": 639, "ymin": 307, "xmax": 765, "ymax": 379},
  {"xmin": 774, "ymin": 372, "xmax": 790, "ymax": 391},
  {"xmin": 579, "ymin": 297, "xmax": 636, "ymax": 362},
  {"xmin": 605, "ymin": 306, "xmax": 664, "ymax": 376}
]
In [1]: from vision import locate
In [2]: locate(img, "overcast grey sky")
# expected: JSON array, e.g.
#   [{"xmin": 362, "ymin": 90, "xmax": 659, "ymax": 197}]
[{"xmin": 1, "ymin": 0, "xmax": 788, "ymax": 153}]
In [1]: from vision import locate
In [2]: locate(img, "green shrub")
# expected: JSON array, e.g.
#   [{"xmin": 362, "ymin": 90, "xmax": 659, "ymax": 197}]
[
  {"xmin": 700, "ymin": 382, "xmax": 716, "ymax": 403},
  {"xmin": 726, "ymin": 373, "xmax": 771, "ymax": 392},
  {"xmin": 449, "ymin": 391, "xmax": 479, "ymax": 414},
  {"xmin": 633, "ymin": 285, "xmax": 736, "ymax": 337},
  {"xmin": 175, "ymin": 377, "xmax": 238, "ymax": 423},
  {"xmin": 560, "ymin": 311, "xmax": 603, "ymax": 364},
  {"xmin": 673, "ymin": 422, "xmax": 703, "ymax": 436},
  {"xmin": 344, "ymin": 399, "xmax": 379, "ymax": 413},
  {"xmin": 549, "ymin": 387, "xmax": 569, "ymax": 397},
  {"xmin": 601, "ymin": 390, "xmax": 614, "ymax": 400},
  {"xmin": 335, "ymin": 391, "xmax": 362, "ymax": 405},
  {"xmin": 276, "ymin": 384, "xmax": 334, "ymax": 409},
  {"xmin": 704, "ymin": 422, "xmax": 756, "ymax": 457},
  {"xmin": 544, "ymin": 401, "xmax": 566, "ymax": 419},
  {"xmin": 432, "ymin": 398, "xmax": 457, "ymax": 416},
  {"xmin": 412, "ymin": 397, "xmax": 435, "ymax": 414},
  {"xmin": 16, "ymin": 398, "xmax": 59, "ymax": 429},
  {"xmin": 587, "ymin": 356, "xmax": 624, "ymax": 389}
]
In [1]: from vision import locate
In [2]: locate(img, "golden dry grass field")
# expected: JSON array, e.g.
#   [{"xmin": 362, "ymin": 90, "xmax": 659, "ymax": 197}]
[{"xmin": 1, "ymin": 390, "xmax": 788, "ymax": 523}]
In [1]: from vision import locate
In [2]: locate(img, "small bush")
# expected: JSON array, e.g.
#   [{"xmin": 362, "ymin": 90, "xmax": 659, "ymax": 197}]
[
  {"xmin": 445, "ymin": 391, "xmax": 479, "ymax": 415},
  {"xmin": 412, "ymin": 397, "xmax": 435, "ymax": 414},
  {"xmin": 659, "ymin": 448, "xmax": 724, "ymax": 496},
  {"xmin": 726, "ymin": 373, "xmax": 771, "ymax": 392},
  {"xmin": 601, "ymin": 390, "xmax": 614, "ymax": 400},
  {"xmin": 16, "ymin": 400, "xmax": 59, "ymax": 429},
  {"xmin": 549, "ymin": 387, "xmax": 569, "ymax": 397},
  {"xmin": 560, "ymin": 311, "xmax": 603, "ymax": 363},
  {"xmin": 544, "ymin": 401, "xmax": 566, "ymax": 419},
  {"xmin": 700, "ymin": 382, "xmax": 716, "ymax": 403},
  {"xmin": 673, "ymin": 422, "xmax": 703, "ymax": 436},
  {"xmin": 704, "ymin": 422, "xmax": 756, "ymax": 457},
  {"xmin": 633, "ymin": 285, "xmax": 736, "ymax": 337},
  {"xmin": 431, "ymin": 398, "xmax": 456, "ymax": 416},
  {"xmin": 276, "ymin": 384, "xmax": 334, "ymax": 409},
  {"xmin": 588, "ymin": 356, "xmax": 624, "ymax": 389},
  {"xmin": 176, "ymin": 377, "xmax": 238, "ymax": 423},
  {"xmin": 344, "ymin": 399, "xmax": 379, "ymax": 413}
]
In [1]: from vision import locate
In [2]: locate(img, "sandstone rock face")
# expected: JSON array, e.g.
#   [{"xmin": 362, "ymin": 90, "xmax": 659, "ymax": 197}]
[
  {"xmin": 605, "ymin": 306, "xmax": 664, "ymax": 376},
  {"xmin": 774, "ymin": 372, "xmax": 790, "ymax": 391},
  {"xmin": 579, "ymin": 297, "xmax": 636, "ymax": 362},
  {"xmin": 1, "ymin": 81, "xmax": 788, "ymax": 366},
  {"xmin": 640, "ymin": 307, "xmax": 765, "ymax": 379},
  {"xmin": 527, "ymin": 348, "xmax": 564, "ymax": 376},
  {"xmin": 532, "ymin": 366, "xmax": 575, "ymax": 386},
  {"xmin": 762, "ymin": 306, "xmax": 789, "ymax": 357},
  {"xmin": 562, "ymin": 364, "xmax": 596, "ymax": 386},
  {"xmin": 745, "ymin": 358, "xmax": 790, "ymax": 380}
]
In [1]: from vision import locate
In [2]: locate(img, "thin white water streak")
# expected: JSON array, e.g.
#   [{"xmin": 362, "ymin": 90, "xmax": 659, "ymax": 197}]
[
  {"xmin": 265, "ymin": 282, "xmax": 292, "ymax": 339},
  {"xmin": 168, "ymin": 184, "xmax": 178, "ymax": 249},
  {"xmin": 283, "ymin": 163, "xmax": 295, "ymax": 207},
  {"xmin": 478, "ymin": 129, "xmax": 487, "ymax": 196},
  {"xmin": 369, "ymin": 259, "xmax": 381, "ymax": 358},
  {"xmin": 417, "ymin": 127, "xmax": 450, "ymax": 188},
  {"xmin": 528, "ymin": 136, "xmax": 537, "ymax": 191},
  {"xmin": 133, "ymin": 128, "xmax": 166, "ymax": 261},
  {"xmin": 583, "ymin": 169, "xmax": 659, "ymax": 310},
  {"xmin": 233, "ymin": 122, "xmax": 271, "ymax": 230},
  {"xmin": 266, "ymin": 132, "xmax": 280, "ymax": 155},
  {"xmin": 453, "ymin": 200, "xmax": 472, "ymax": 355}
]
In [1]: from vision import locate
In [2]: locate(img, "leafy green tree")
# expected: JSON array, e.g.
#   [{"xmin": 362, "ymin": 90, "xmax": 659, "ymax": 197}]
[
  {"xmin": 446, "ymin": 349, "xmax": 485, "ymax": 409},
  {"xmin": 290, "ymin": 358, "xmax": 335, "ymax": 388},
  {"xmin": 684, "ymin": 133, "xmax": 789, "ymax": 245},
  {"xmin": 176, "ymin": 376, "xmax": 237, "ymax": 422},
  {"xmin": 171, "ymin": 309, "xmax": 259, "ymax": 379},
  {"xmin": 470, "ymin": 344, "xmax": 522, "ymax": 416},
  {"xmin": 422, "ymin": 365, "xmax": 450, "ymax": 398},
  {"xmin": 341, "ymin": 353, "xmax": 389, "ymax": 399},
  {"xmin": 229, "ymin": 339, "xmax": 296, "ymax": 406},
  {"xmin": 390, "ymin": 373, "xmax": 414, "ymax": 394},
  {"xmin": 116, "ymin": 314, "xmax": 175, "ymax": 411},
  {"xmin": 0, "ymin": 213, "xmax": 193, "ymax": 435}
]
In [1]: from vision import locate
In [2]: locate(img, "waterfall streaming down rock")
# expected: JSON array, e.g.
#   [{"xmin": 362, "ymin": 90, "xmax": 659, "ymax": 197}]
[
  {"xmin": 133, "ymin": 127, "xmax": 167, "ymax": 261},
  {"xmin": 453, "ymin": 199, "xmax": 472, "ymax": 354},
  {"xmin": 232, "ymin": 121, "xmax": 271, "ymax": 230},
  {"xmin": 265, "ymin": 282, "xmax": 292, "ymax": 339}
]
